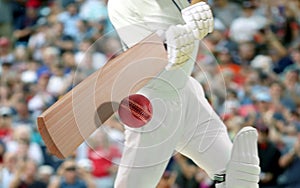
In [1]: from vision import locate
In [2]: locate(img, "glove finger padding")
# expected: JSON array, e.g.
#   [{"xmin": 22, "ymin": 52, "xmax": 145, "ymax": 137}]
[
  {"xmin": 181, "ymin": 1, "xmax": 214, "ymax": 40},
  {"xmin": 226, "ymin": 126, "xmax": 260, "ymax": 188},
  {"xmin": 165, "ymin": 24, "xmax": 195, "ymax": 70}
]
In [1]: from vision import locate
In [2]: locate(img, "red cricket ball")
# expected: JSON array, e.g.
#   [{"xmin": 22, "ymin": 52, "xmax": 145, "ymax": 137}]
[{"xmin": 118, "ymin": 94, "xmax": 153, "ymax": 128}]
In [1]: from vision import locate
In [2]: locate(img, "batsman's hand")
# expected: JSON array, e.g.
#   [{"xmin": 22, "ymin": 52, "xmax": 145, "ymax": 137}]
[
  {"xmin": 165, "ymin": 24, "xmax": 195, "ymax": 70},
  {"xmin": 181, "ymin": 1, "xmax": 214, "ymax": 40}
]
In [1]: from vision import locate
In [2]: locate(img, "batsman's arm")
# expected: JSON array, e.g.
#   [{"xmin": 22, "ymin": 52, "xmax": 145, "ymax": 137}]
[
  {"xmin": 108, "ymin": 1, "xmax": 193, "ymax": 90},
  {"xmin": 108, "ymin": 1, "xmax": 214, "ymax": 90}
]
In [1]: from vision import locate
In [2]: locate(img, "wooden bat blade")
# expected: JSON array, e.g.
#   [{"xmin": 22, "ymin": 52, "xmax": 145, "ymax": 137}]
[{"xmin": 38, "ymin": 33, "xmax": 168, "ymax": 159}]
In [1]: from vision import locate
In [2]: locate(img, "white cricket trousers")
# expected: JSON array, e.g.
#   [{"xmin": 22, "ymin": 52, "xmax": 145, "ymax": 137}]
[{"xmin": 114, "ymin": 76, "xmax": 232, "ymax": 188}]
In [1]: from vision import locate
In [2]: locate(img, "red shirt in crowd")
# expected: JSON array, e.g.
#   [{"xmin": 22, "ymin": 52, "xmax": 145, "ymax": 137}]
[{"xmin": 88, "ymin": 145, "xmax": 121, "ymax": 178}]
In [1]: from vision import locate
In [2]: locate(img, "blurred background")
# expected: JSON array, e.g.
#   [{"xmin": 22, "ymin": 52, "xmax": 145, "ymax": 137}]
[{"xmin": 0, "ymin": 0, "xmax": 300, "ymax": 187}]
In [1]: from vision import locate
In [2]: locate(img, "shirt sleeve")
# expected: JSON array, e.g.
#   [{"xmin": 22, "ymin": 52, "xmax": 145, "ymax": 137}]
[{"xmin": 107, "ymin": 0, "xmax": 153, "ymax": 48}]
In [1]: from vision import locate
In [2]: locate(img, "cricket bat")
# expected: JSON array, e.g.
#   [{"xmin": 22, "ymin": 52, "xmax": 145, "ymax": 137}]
[{"xmin": 38, "ymin": 33, "xmax": 168, "ymax": 159}]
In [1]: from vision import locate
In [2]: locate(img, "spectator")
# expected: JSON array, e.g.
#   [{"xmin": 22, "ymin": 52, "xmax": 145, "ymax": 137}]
[
  {"xmin": 0, "ymin": 37, "xmax": 14, "ymax": 74},
  {"xmin": 290, "ymin": 43, "xmax": 300, "ymax": 70},
  {"xmin": 282, "ymin": 68, "xmax": 300, "ymax": 105},
  {"xmin": 0, "ymin": 106, "xmax": 14, "ymax": 142},
  {"xmin": 196, "ymin": 168, "xmax": 214, "ymax": 188},
  {"xmin": 87, "ymin": 129, "xmax": 121, "ymax": 188},
  {"xmin": 37, "ymin": 165, "xmax": 54, "ymax": 186},
  {"xmin": 0, "ymin": 140, "xmax": 5, "ymax": 164},
  {"xmin": 269, "ymin": 81, "xmax": 296, "ymax": 112},
  {"xmin": 27, "ymin": 71, "xmax": 54, "ymax": 118},
  {"xmin": 156, "ymin": 171, "xmax": 178, "ymax": 188},
  {"xmin": 224, "ymin": 115, "xmax": 244, "ymax": 140},
  {"xmin": 266, "ymin": 30, "xmax": 293, "ymax": 74},
  {"xmin": 171, "ymin": 153, "xmax": 200, "ymax": 188},
  {"xmin": 77, "ymin": 159, "xmax": 97, "ymax": 188},
  {"xmin": 57, "ymin": 1, "xmax": 80, "ymax": 39},
  {"xmin": 36, "ymin": 46, "xmax": 59, "ymax": 78},
  {"xmin": 11, "ymin": 0, "xmax": 26, "ymax": 29},
  {"xmin": 9, "ymin": 159, "xmax": 47, "ymax": 188},
  {"xmin": 216, "ymin": 45, "xmax": 241, "ymax": 79},
  {"xmin": 278, "ymin": 132, "xmax": 300, "ymax": 187},
  {"xmin": 220, "ymin": 89, "xmax": 240, "ymax": 116},
  {"xmin": 250, "ymin": 55, "xmax": 273, "ymax": 74},
  {"xmin": 288, "ymin": 110, "xmax": 300, "ymax": 132},
  {"xmin": 28, "ymin": 18, "xmax": 51, "ymax": 61},
  {"xmin": 229, "ymin": 1, "xmax": 267, "ymax": 43},
  {"xmin": 6, "ymin": 125, "xmax": 44, "ymax": 165},
  {"xmin": 12, "ymin": 100, "xmax": 35, "ymax": 128},
  {"xmin": 256, "ymin": 123, "xmax": 282, "ymax": 187},
  {"xmin": 75, "ymin": 19, "xmax": 94, "ymax": 43},
  {"xmin": 0, "ymin": 0, "xmax": 12, "ymax": 38},
  {"xmin": 212, "ymin": 68, "xmax": 238, "ymax": 109},
  {"xmin": 46, "ymin": 1, "xmax": 62, "ymax": 25},
  {"xmin": 1, "ymin": 61, "xmax": 17, "ymax": 86},
  {"xmin": 13, "ymin": 6, "xmax": 39, "ymax": 46},
  {"xmin": 0, "ymin": 152, "xmax": 17, "ymax": 188},
  {"xmin": 47, "ymin": 22, "xmax": 75, "ymax": 53},
  {"xmin": 212, "ymin": 0, "xmax": 242, "ymax": 28},
  {"xmin": 13, "ymin": 45, "xmax": 29, "ymax": 71},
  {"xmin": 75, "ymin": 38, "xmax": 107, "ymax": 75},
  {"xmin": 96, "ymin": 36, "xmax": 122, "ymax": 59},
  {"xmin": 26, "ymin": 0, "xmax": 42, "ymax": 9},
  {"xmin": 236, "ymin": 41, "xmax": 256, "ymax": 66},
  {"xmin": 237, "ymin": 69, "xmax": 261, "ymax": 106},
  {"xmin": 264, "ymin": 0, "xmax": 300, "ymax": 46},
  {"xmin": 59, "ymin": 0, "xmax": 77, "ymax": 10},
  {"xmin": 267, "ymin": 82, "xmax": 298, "ymax": 140},
  {"xmin": 20, "ymin": 59, "xmax": 39, "ymax": 84},
  {"xmin": 48, "ymin": 159, "xmax": 88, "ymax": 188},
  {"xmin": 47, "ymin": 63, "xmax": 68, "ymax": 98},
  {"xmin": 79, "ymin": 0, "xmax": 114, "ymax": 34},
  {"xmin": 61, "ymin": 50, "xmax": 77, "ymax": 72},
  {"xmin": 79, "ymin": 0, "xmax": 108, "ymax": 23}
]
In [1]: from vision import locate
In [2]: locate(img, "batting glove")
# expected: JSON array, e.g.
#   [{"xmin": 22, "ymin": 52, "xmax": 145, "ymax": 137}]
[
  {"xmin": 165, "ymin": 24, "xmax": 195, "ymax": 70},
  {"xmin": 181, "ymin": 1, "xmax": 214, "ymax": 40}
]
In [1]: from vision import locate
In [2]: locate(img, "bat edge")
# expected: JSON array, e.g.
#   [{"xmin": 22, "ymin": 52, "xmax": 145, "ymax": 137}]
[{"xmin": 37, "ymin": 117, "xmax": 66, "ymax": 159}]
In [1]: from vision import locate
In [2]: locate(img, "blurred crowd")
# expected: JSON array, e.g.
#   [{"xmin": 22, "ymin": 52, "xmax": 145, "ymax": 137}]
[{"xmin": 0, "ymin": 0, "xmax": 300, "ymax": 188}]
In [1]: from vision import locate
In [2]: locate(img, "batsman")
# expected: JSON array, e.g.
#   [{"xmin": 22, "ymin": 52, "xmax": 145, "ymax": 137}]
[{"xmin": 108, "ymin": 0, "xmax": 260, "ymax": 187}]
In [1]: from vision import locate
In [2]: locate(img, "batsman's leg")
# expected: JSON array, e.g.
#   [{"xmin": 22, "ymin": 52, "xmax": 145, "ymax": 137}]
[
  {"xmin": 114, "ymin": 88, "xmax": 185, "ymax": 188},
  {"xmin": 175, "ymin": 77, "xmax": 232, "ymax": 179},
  {"xmin": 176, "ymin": 77, "xmax": 260, "ymax": 188}
]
